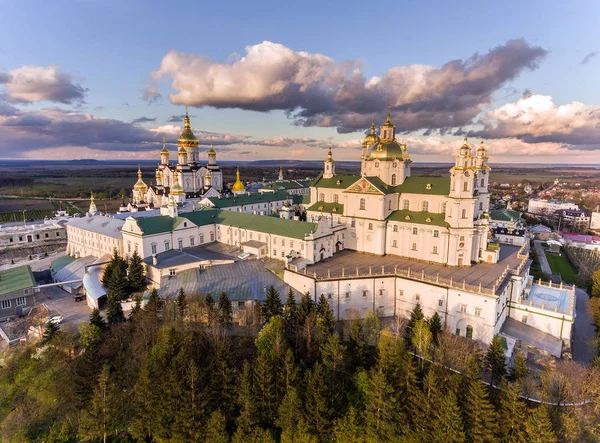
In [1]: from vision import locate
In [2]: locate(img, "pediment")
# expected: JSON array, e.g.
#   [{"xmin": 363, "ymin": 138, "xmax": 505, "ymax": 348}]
[{"xmin": 344, "ymin": 177, "xmax": 383, "ymax": 195}]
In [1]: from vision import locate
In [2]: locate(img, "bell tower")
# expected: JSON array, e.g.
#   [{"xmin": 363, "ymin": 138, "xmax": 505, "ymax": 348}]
[{"xmin": 323, "ymin": 143, "xmax": 336, "ymax": 179}]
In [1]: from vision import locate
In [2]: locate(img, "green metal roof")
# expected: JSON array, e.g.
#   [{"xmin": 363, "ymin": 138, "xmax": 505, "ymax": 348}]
[
  {"xmin": 206, "ymin": 190, "xmax": 290, "ymax": 208},
  {"xmin": 311, "ymin": 174, "xmax": 360, "ymax": 189},
  {"xmin": 365, "ymin": 176, "xmax": 396, "ymax": 194},
  {"xmin": 181, "ymin": 208, "xmax": 221, "ymax": 227},
  {"xmin": 0, "ymin": 265, "xmax": 35, "ymax": 296},
  {"xmin": 301, "ymin": 194, "xmax": 311, "ymax": 204},
  {"xmin": 307, "ymin": 201, "xmax": 344, "ymax": 214},
  {"xmin": 395, "ymin": 176, "xmax": 450, "ymax": 196},
  {"xmin": 214, "ymin": 210, "xmax": 318, "ymax": 239},
  {"xmin": 262, "ymin": 180, "xmax": 310, "ymax": 190},
  {"xmin": 135, "ymin": 216, "xmax": 179, "ymax": 235},
  {"xmin": 50, "ymin": 255, "xmax": 75, "ymax": 274},
  {"xmin": 386, "ymin": 209, "xmax": 449, "ymax": 227},
  {"xmin": 490, "ymin": 209, "xmax": 523, "ymax": 222}
]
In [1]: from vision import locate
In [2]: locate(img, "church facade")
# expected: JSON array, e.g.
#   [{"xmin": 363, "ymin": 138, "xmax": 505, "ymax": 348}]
[
  {"xmin": 306, "ymin": 113, "xmax": 497, "ymax": 267},
  {"xmin": 130, "ymin": 109, "xmax": 223, "ymax": 211}
]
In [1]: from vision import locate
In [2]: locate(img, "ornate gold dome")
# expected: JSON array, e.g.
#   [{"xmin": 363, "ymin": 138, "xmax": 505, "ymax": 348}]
[
  {"xmin": 160, "ymin": 136, "xmax": 169, "ymax": 154},
  {"xmin": 367, "ymin": 140, "xmax": 409, "ymax": 161},
  {"xmin": 231, "ymin": 168, "xmax": 245, "ymax": 192},
  {"xmin": 134, "ymin": 167, "xmax": 148, "ymax": 191},
  {"xmin": 208, "ymin": 144, "xmax": 216, "ymax": 156},
  {"xmin": 170, "ymin": 171, "xmax": 186, "ymax": 195},
  {"xmin": 363, "ymin": 117, "xmax": 380, "ymax": 146},
  {"xmin": 177, "ymin": 107, "xmax": 199, "ymax": 148}
]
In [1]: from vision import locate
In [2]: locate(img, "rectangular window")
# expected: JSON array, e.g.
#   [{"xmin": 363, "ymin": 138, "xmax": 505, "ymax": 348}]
[
  {"xmin": 459, "ymin": 236, "xmax": 465, "ymax": 242},
  {"xmin": 45, "ymin": 233, "xmax": 49, "ymax": 238},
  {"xmin": 190, "ymin": 237, "xmax": 195, "ymax": 247},
  {"xmin": 151, "ymin": 244, "xmax": 157, "ymax": 254},
  {"xmin": 200, "ymin": 235, "xmax": 205, "ymax": 244},
  {"xmin": 363, "ymin": 290, "xmax": 368, "ymax": 297},
  {"xmin": 165, "ymin": 241, "xmax": 170, "ymax": 250},
  {"xmin": 415, "ymin": 294, "xmax": 420, "ymax": 301},
  {"xmin": 328, "ymin": 293, "xmax": 332, "ymax": 299},
  {"xmin": 178, "ymin": 239, "xmax": 183, "ymax": 250},
  {"xmin": 169, "ymin": 269, "xmax": 176, "ymax": 276},
  {"xmin": 273, "ymin": 237, "xmax": 277, "ymax": 244},
  {"xmin": 1, "ymin": 300, "xmax": 11, "ymax": 309},
  {"xmin": 411, "ymin": 243, "xmax": 417, "ymax": 251},
  {"xmin": 379, "ymin": 289, "xmax": 384, "ymax": 296},
  {"xmin": 274, "ymin": 250, "xmax": 277, "ymax": 256},
  {"xmin": 459, "ymin": 304, "xmax": 467, "ymax": 313},
  {"xmin": 475, "ymin": 307, "xmax": 482, "ymax": 317},
  {"xmin": 522, "ymin": 315, "xmax": 528, "ymax": 324},
  {"xmin": 351, "ymin": 220, "xmax": 355, "ymax": 228},
  {"xmin": 392, "ymin": 240, "xmax": 397, "ymax": 247},
  {"xmin": 281, "ymin": 251, "xmax": 285, "ymax": 257},
  {"xmin": 281, "ymin": 239, "xmax": 285, "ymax": 246},
  {"xmin": 210, "ymin": 232, "xmax": 215, "ymax": 242},
  {"xmin": 16, "ymin": 297, "xmax": 26, "ymax": 306},
  {"xmin": 438, "ymin": 299, "xmax": 443, "ymax": 307},
  {"xmin": 368, "ymin": 223, "xmax": 373, "ymax": 230},
  {"xmin": 398, "ymin": 290, "xmax": 404, "ymax": 297},
  {"xmin": 412, "ymin": 227, "xmax": 418, "ymax": 235},
  {"xmin": 238, "ymin": 301, "xmax": 246, "ymax": 308},
  {"xmin": 393, "ymin": 225, "xmax": 398, "ymax": 232},
  {"xmin": 432, "ymin": 246, "xmax": 438, "ymax": 254},
  {"xmin": 345, "ymin": 292, "xmax": 350, "ymax": 298},
  {"xmin": 23, "ymin": 288, "xmax": 30, "ymax": 295},
  {"xmin": 433, "ymin": 230, "xmax": 439, "ymax": 238}
]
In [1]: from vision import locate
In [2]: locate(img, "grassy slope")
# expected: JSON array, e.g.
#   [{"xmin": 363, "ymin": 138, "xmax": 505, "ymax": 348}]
[{"xmin": 545, "ymin": 252, "xmax": 578, "ymax": 284}]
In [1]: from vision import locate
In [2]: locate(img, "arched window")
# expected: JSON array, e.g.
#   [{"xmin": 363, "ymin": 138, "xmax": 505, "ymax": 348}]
[
  {"xmin": 333, "ymin": 194, "xmax": 339, "ymax": 203},
  {"xmin": 319, "ymin": 193, "xmax": 325, "ymax": 201},
  {"xmin": 391, "ymin": 174, "xmax": 397, "ymax": 185},
  {"xmin": 388, "ymin": 201, "xmax": 392, "ymax": 210},
  {"xmin": 463, "ymin": 182, "xmax": 468, "ymax": 192},
  {"xmin": 402, "ymin": 199, "xmax": 410, "ymax": 210},
  {"xmin": 441, "ymin": 202, "xmax": 447, "ymax": 213},
  {"xmin": 466, "ymin": 325, "xmax": 473, "ymax": 339},
  {"xmin": 480, "ymin": 178, "xmax": 484, "ymax": 187},
  {"xmin": 421, "ymin": 201, "xmax": 429, "ymax": 212},
  {"xmin": 461, "ymin": 209, "xmax": 467, "ymax": 219},
  {"xmin": 359, "ymin": 198, "xmax": 366, "ymax": 210}
]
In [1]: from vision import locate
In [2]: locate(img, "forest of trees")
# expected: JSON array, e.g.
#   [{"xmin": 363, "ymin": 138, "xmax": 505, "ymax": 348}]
[{"xmin": 1, "ymin": 288, "xmax": 600, "ymax": 442}]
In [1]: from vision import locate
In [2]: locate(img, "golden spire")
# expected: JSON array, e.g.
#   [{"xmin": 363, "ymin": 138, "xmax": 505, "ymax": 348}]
[
  {"xmin": 232, "ymin": 166, "xmax": 245, "ymax": 192},
  {"xmin": 370, "ymin": 115, "xmax": 376, "ymax": 133},
  {"xmin": 89, "ymin": 192, "xmax": 97, "ymax": 214},
  {"xmin": 160, "ymin": 136, "xmax": 169, "ymax": 154},
  {"xmin": 137, "ymin": 165, "xmax": 142, "ymax": 179},
  {"xmin": 383, "ymin": 103, "xmax": 394, "ymax": 127}
]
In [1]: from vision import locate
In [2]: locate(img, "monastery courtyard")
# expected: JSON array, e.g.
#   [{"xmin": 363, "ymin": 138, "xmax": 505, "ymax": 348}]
[{"xmin": 304, "ymin": 244, "xmax": 526, "ymax": 291}]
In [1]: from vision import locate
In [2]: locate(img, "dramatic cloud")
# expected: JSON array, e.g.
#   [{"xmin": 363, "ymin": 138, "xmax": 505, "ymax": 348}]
[
  {"xmin": 0, "ymin": 107, "xmax": 254, "ymax": 157},
  {"xmin": 167, "ymin": 114, "xmax": 187, "ymax": 123},
  {"xmin": 581, "ymin": 51, "xmax": 598, "ymax": 65},
  {"xmin": 0, "ymin": 66, "xmax": 86, "ymax": 104},
  {"xmin": 474, "ymin": 94, "xmax": 600, "ymax": 149},
  {"xmin": 132, "ymin": 116, "xmax": 157, "ymax": 124},
  {"xmin": 150, "ymin": 39, "xmax": 547, "ymax": 134},
  {"xmin": 141, "ymin": 86, "xmax": 162, "ymax": 103}
]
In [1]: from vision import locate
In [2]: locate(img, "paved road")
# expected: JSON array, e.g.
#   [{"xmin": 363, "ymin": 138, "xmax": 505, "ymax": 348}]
[
  {"xmin": 572, "ymin": 288, "xmax": 596, "ymax": 364},
  {"xmin": 37, "ymin": 286, "xmax": 91, "ymax": 329},
  {"xmin": 533, "ymin": 240, "xmax": 552, "ymax": 275}
]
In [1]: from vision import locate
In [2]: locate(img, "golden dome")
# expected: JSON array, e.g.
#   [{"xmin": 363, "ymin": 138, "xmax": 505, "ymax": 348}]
[
  {"xmin": 367, "ymin": 140, "xmax": 409, "ymax": 161},
  {"xmin": 231, "ymin": 168, "xmax": 245, "ymax": 192},
  {"xmin": 208, "ymin": 144, "xmax": 216, "ymax": 156},
  {"xmin": 177, "ymin": 106, "xmax": 199, "ymax": 148},
  {"xmin": 363, "ymin": 117, "xmax": 380, "ymax": 146},
  {"xmin": 134, "ymin": 167, "xmax": 148, "ymax": 191},
  {"xmin": 160, "ymin": 136, "xmax": 169, "ymax": 154},
  {"xmin": 170, "ymin": 171, "xmax": 186, "ymax": 195}
]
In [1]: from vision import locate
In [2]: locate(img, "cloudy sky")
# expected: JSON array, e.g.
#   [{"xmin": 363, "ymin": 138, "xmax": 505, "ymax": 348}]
[{"xmin": 1, "ymin": 0, "xmax": 599, "ymax": 163}]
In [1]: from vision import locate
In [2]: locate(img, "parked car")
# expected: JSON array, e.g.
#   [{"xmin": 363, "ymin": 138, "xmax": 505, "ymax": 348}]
[
  {"xmin": 73, "ymin": 293, "xmax": 85, "ymax": 302},
  {"xmin": 47, "ymin": 315, "xmax": 64, "ymax": 325}
]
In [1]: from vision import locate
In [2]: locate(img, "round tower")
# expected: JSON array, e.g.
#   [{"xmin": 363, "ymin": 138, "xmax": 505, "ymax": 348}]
[
  {"xmin": 323, "ymin": 143, "xmax": 336, "ymax": 179},
  {"xmin": 160, "ymin": 136, "xmax": 169, "ymax": 165}
]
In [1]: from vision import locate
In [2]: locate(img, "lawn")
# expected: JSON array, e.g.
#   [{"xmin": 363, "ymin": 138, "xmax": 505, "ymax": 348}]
[{"xmin": 545, "ymin": 252, "xmax": 579, "ymax": 285}]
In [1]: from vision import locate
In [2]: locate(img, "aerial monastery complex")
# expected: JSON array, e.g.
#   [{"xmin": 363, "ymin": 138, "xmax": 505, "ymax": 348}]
[{"xmin": 64, "ymin": 109, "xmax": 574, "ymax": 353}]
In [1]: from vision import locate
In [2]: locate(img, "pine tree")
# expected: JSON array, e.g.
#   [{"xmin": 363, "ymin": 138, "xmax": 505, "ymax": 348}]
[
  {"xmin": 276, "ymin": 389, "xmax": 314, "ymax": 443},
  {"xmin": 232, "ymin": 426, "xmax": 275, "ymax": 443},
  {"xmin": 236, "ymin": 361, "xmax": 257, "ymax": 435},
  {"xmin": 207, "ymin": 342, "xmax": 237, "ymax": 417},
  {"xmin": 127, "ymin": 250, "xmax": 146, "ymax": 293},
  {"xmin": 304, "ymin": 363, "xmax": 333, "ymax": 440},
  {"xmin": 218, "ymin": 292, "xmax": 233, "ymax": 328},
  {"xmin": 320, "ymin": 334, "xmax": 348, "ymax": 411},
  {"xmin": 405, "ymin": 302, "xmax": 424, "ymax": 341},
  {"xmin": 145, "ymin": 287, "xmax": 162, "ymax": 317},
  {"xmin": 316, "ymin": 294, "xmax": 336, "ymax": 335},
  {"xmin": 205, "ymin": 294, "xmax": 217, "ymax": 325},
  {"xmin": 364, "ymin": 369, "xmax": 399, "ymax": 441},
  {"xmin": 496, "ymin": 382, "xmax": 527, "ymax": 443},
  {"xmin": 429, "ymin": 311, "xmax": 443, "ymax": 346},
  {"xmin": 591, "ymin": 267, "xmax": 600, "ymax": 298},
  {"xmin": 428, "ymin": 389, "xmax": 465, "ymax": 443},
  {"xmin": 509, "ymin": 352, "xmax": 529, "ymax": 382},
  {"xmin": 333, "ymin": 407, "xmax": 364, "ymax": 443},
  {"xmin": 128, "ymin": 294, "xmax": 142, "ymax": 320},
  {"xmin": 283, "ymin": 288, "xmax": 298, "ymax": 344},
  {"xmin": 176, "ymin": 287, "xmax": 187, "ymax": 321},
  {"xmin": 262, "ymin": 286, "xmax": 282, "ymax": 322},
  {"xmin": 297, "ymin": 292, "xmax": 315, "ymax": 325},
  {"xmin": 524, "ymin": 406, "xmax": 557, "ymax": 443},
  {"xmin": 347, "ymin": 316, "xmax": 366, "ymax": 368},
  {"xmin": 486, "ymin": 335, "xmax": 507, "ymax": 384},
  {"xmin": 462, "ymin": 377, "xmax": 497, "ymax": 442},
  {"xmin": 205, "ymin": 410, "xmax": 229, "ymax": 443},
  {"xmin": 79, "ymin": 365, "xmax": 117, "ymax": 442},
  {"xmin": 89, "ymin": 307, "xmax": 106, "ymax": 329},
  {"xmin": 106, "ymin": 294, "xmax": 125, "ymax": 325}
]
